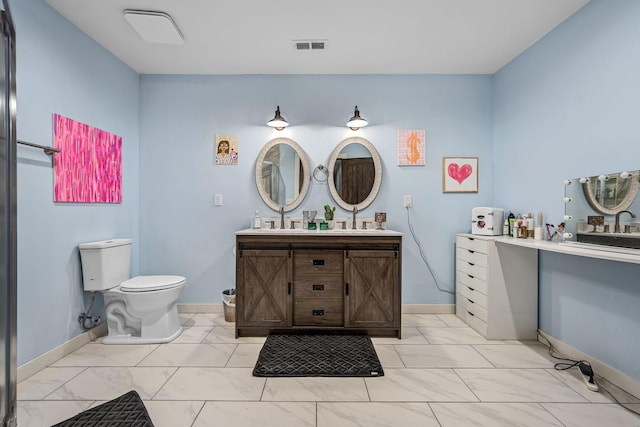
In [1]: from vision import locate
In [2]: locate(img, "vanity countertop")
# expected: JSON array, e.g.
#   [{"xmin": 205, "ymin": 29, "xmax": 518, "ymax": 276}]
[
  {"xmin": 236, "ymin": 228, "xmax": 403, "ymax": 237},
  {"xmin": 457, "ymin": 233, "xmax": 640, "ymax": 265}
]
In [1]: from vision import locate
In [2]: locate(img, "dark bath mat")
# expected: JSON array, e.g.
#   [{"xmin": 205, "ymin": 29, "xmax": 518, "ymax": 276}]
[
  {"xmin": 253, "ymin": 333, "xmax": 384, "ymax": 377},
  {"xmin": 51, "ymin": 390, "xmax": 154, "ymax": 427}
]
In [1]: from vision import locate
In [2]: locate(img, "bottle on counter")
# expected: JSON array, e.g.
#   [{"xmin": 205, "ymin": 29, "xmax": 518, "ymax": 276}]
[
  {"xmin": 512, "ymin": 215, "xmax": 520, "ymax": 238},
  {"xmin": 252, "ymin": 210, "xmax": 261, "ymax": 229},
  {"xmin": 526, "ymin": 213, "xmax": 534, "ymax": 239},
  {"xmin": 508, "ymin": 212, "xmax": 515, "ymax": 236},
  {"xmin": 503, "ymin": 219, "xmax": 509, "ymax": 235}
]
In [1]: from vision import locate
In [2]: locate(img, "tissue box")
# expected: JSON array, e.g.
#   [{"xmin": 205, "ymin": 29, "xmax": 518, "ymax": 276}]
[{"xmin": 471, "ymin": 207, "xmax": 504, "ymax": 235}]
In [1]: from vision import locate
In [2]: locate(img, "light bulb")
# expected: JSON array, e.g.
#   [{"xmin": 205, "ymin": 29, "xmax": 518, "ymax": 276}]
[
  {"xmin": 598, "ymin": 174, "xmax": 609, "ymax": 181},
  {"xmin": 563, "ymin": 179, "xmax": 572, "ymax": 185},
  {"xmin": 579, "ymin": 177, "xmax": 588, "ymax": 184},
  {"xmin": 620, "ymin": 171, "xmax": 630, "ymax": 179},
  {"xmin": 562, "ymin": 232, "xmax": 573, "ymax": 239},
  {"xmin": 563, "ymin": 215, "xmax": 573, "ymax": 221},
  {"xmin": 563, "ymin": 197, "xmax": 572, "ymax": 203}
]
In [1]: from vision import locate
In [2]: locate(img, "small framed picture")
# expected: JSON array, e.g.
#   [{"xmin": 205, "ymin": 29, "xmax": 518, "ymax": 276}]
[{"xmin": 442, "ymin": 157, "xmax": 478, "ymax": 193}]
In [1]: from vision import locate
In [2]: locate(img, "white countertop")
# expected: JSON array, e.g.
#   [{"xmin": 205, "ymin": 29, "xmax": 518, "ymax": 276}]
[
  {"xmin": 458, "ymin": 233, "xmax": 640, "ymax": 265},
  {"xmin": 236, "ymin": 228, "xmax": 403, "ymax": 237}
]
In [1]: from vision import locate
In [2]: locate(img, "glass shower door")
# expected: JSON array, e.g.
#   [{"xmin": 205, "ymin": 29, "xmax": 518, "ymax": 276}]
[{"xmin": 1, "ymin": 1, "xmax": 17, "ymax": 426}]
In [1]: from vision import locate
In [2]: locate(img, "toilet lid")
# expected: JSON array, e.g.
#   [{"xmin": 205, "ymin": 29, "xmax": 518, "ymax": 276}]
[{"xmin": 121, "ymin": 275, "xmax": 186, "ymax": 292}]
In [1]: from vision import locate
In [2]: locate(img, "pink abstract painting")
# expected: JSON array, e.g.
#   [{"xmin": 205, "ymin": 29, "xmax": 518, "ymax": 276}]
[{"xmin": 53, "ymin": 114, "xmax": 122, "ymax": 203}]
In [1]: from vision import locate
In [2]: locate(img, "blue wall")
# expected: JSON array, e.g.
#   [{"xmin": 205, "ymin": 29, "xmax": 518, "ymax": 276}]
[
  {"xmin": 493, "ymin": 0, "xmax": 640, "ymax": 380},
  {"xmin": 13, "ymin": 0, "xmax": 139, "ymax": 365},
  {"xmin": 138, "ymin": 74, "xmax": 493, "ymax": 305}
]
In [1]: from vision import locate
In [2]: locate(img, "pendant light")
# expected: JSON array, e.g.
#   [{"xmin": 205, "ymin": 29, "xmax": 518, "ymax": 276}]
[
  {"xmin": 267, "ymin": 106, "xmax": 289, "ymax": 130},
  {"xmin": 346, "ymin": 106, "xmax": 368, "ymax": 130}
]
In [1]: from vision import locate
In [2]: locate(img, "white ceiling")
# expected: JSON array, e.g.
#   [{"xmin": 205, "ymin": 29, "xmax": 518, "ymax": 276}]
[{"xmin": 43, "ymin": 0, "xmax": 589, "ymax": 75}]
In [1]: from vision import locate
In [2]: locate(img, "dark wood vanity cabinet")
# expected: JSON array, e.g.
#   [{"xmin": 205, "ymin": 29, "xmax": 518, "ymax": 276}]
[
  {"xmin": 236, "ymin": 249, "xmax": 292, "ymax": 327},
  {"xmin": 235, "ymin": 232, "xmax": 402, "ymax": 338}
]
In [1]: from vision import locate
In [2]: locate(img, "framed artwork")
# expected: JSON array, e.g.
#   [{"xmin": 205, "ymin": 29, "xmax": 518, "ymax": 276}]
[
  {"xmin": 442, "ymin": 157, "xmax": 478, "ymax": 193},
  {"xmin": 53, "ymin": 113, "xmax": 122, "ymax": 203},
  {"xmin": 396, "ymin": 129, "xmax": 425, "ymax": 166},
  {"xmin": 215, "ymin": 134, "xmax": 238, "ymax": 165}
]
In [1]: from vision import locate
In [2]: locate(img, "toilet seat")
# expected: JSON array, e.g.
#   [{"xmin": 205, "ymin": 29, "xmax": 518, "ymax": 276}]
[{"xmin": 120, "ymin": 275, "xmax": 186, "ymax": 292}]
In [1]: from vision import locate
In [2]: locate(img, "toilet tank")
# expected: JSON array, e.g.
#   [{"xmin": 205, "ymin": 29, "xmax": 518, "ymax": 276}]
[{"xmin": 79, "ymin": 239, "xmax": 132, "ymax": 291}]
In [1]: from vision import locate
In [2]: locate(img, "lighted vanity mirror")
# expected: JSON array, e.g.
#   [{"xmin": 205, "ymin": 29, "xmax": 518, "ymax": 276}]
[
  {"xmin": 327, "ymin": 137, "xmax": 382, "ymax": 211},
  {"xmin": 255, "ymin": 138, "xmax": 310, "ymax": 212},
  {"xmin": 564, "ymin": 170, "xmax": 640, "ymax": 249},
  {"xmin": 580, "ymin": 171, "xmax": 640, "ymax": 215}
]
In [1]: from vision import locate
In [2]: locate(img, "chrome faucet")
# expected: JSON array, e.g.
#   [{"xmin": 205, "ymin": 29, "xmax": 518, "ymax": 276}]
[
  {"xmin": 279, "ymin": 206, "xmax": 285, "ymax": 229},
  {"xmin": 614, "ymin": 210, "xmax": 636, "ymax": 233},
  {"xmin": 352, "ymin": 206, "xmax": 358, "ymax": 229}
]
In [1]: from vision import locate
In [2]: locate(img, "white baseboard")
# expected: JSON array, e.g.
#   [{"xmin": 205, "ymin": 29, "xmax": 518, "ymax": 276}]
[
  {"xmin": 178, "ymin": 303, "xmax": 223, "ymax": 314},
  {"xmin": 17, "ymin": 323, "xmax": 107, "ymax": 382},
  {"xmin": 539, "ymin": 330, "xmax": 640, "ymax": 399},
  {"xmin": 177, "ymin": 303, "xmax": 454, "ymax": 315},
  {"xmin": 402, "ymin": 304, "xmax": 455, "ymax": 314}
]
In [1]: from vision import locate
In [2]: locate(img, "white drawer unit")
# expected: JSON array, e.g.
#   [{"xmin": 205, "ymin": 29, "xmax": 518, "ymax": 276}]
[{"xmin": 455, "ymin": 234, "xmax": 538, "ymax": 340}]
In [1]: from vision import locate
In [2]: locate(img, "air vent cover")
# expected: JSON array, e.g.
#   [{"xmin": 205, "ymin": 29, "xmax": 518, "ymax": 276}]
[{"xmin": 293, "ymin": 39, "xmax": 327, "ymax": 51}]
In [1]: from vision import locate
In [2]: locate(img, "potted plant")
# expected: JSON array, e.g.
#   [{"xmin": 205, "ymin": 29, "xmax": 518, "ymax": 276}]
[{"xmin": 324, "ymin": 204, "xmax": 336, "ymax": 229}]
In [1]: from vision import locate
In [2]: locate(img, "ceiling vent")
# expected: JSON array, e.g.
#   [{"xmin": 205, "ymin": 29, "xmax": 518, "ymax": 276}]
[
  {"xmin": 293, "ymin": 40, "xmax": 327, "ymax": 51},
  {"xmin": 124, "ymin": 10, "xmax": 184, "ymax": 45}
]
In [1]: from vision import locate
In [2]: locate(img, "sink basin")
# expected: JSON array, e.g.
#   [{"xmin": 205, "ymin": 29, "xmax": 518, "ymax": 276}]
[{"xmin": 576, "ymin": 232, "xmax": 640, "ymax": 249}]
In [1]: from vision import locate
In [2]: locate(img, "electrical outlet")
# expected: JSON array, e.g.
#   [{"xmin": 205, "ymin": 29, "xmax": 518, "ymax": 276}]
[
  {"xmin": 214, "ymin": 194, "xmax": 222, "ymax": 206},
  {"xmin": 404, "ymin": 195, "xmax": 412, "ymax": 208}
]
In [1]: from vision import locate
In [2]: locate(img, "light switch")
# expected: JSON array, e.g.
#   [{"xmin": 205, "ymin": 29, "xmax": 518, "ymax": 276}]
[{"xmin": 214, "ymin": 194, "xmax": 222, "ymax": 206}]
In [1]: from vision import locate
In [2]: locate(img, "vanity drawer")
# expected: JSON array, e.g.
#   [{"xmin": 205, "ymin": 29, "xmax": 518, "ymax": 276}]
[
  {"xmin": 456, "ymin": 304, "xmax": 488, "ymax": 337},
  {"xmin": 294, "ymin": 300, "xmax": 343, "ymax": 326},
  {"xmin": 294, "ymin": 251, "xmax": 343, "ymax": 275},
  {"xmin": 456, "ymin": 247, "xmax": 488, "ymax": 267},
  {"xmin": 294, "ymin": 279, "xmax": 344, "ymax": 300},
  {"xmin": 456, "ymin": 259, "xmax": 487, "ymax": 282},
  {"xmin": 456, "ymin": 270, "xmax": 487, "ymax": 295},
  {"xmin": 456, "ymin": 294, "xmax": 487, "ymax": 322},
  {"xmin": 457, "ymin": 281, "xmax": 487, "ymax": 308},
  {"xmin": 456, "ymin": 236, "xmax": 489, "ymax": 255}
]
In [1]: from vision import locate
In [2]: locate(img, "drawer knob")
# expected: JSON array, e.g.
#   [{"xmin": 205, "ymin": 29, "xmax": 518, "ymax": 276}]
[
  {"xmin": 312, "ymin": 259, "xmax": 325, "ymax": 266},
  {"xmin": 312, "ymin": 309, "xmax": 325, "ymax": 316}
]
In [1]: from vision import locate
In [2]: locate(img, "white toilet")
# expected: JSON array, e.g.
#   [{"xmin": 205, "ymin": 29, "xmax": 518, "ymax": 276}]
[{"xmin": 79, "ymin": 238, "xmax": 185, "ymax": 344}]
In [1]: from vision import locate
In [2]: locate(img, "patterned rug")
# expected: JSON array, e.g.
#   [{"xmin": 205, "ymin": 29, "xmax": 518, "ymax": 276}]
[
  {"xmin": 253, "ymin": 333, "xmax": 384, "ymax": 377},
  {"xmin": 52, "ymin": 390, "xmax": 154, "ymax": 426}
]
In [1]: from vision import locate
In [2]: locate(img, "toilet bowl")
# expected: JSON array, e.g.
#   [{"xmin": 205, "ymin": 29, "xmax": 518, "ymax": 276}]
[{"xmin": 79, "ymin": 239, "xmax": 186, "ymax": 344}]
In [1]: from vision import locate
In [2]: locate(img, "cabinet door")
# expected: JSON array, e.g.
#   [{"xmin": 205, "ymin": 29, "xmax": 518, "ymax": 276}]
[
  {"xmin": 237, "ymin": 249, "xmax": 291, "ymax": 327},
  {"xmin": 345, "ymin": 250, "xmax": 398, "ymax": 328}
]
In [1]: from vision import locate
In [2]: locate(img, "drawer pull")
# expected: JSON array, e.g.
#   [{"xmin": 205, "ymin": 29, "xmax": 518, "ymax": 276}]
[
  {"xmin": 345, "ymin": 282, "xmax": 349, "ymax": 295},
  {"xmin": 468, "ymin": 262, "xmax": 475, "ymax": 266},
  {"xmin": 467, "ymin": 298, "xmax": 475, "ymax": 304},
  {"xmin": 288, "ymin": 282, "xmax": 292, "ymax": 294},
  {"xmin": 467, "ymin": 286, "xmax": 475, "ymax": 291},
  {"xmin": 312, "ymin": 309, "xmax": 324, "ymax": 316},
  {"xmin": 467, "ymin": 249, "xmax": 475, "ymax": 254},
  {"xmin": 467, "ymin": 274, "xmax": 474, "ymax": 279},
  {"xmin": 467, "ymin": 310, "xmax": 475, "ymax": 317},
  {"xmin": 312, "ymin": 259, "xmax": 325, "ymax": 266},
  {"xmin": 312, "ymin": 284, "xmax": 324, "ymax": 291}
]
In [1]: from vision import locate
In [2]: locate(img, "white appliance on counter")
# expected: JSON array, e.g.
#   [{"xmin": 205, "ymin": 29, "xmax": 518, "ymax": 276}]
[{"xmin": 471, "ymin": 207, "xmax": 504, "ymax": 235}]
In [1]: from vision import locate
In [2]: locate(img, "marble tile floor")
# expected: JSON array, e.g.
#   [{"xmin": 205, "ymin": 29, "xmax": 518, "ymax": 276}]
[{"xmin": 16, "ymin": 313, "xmax": 640, "ymax": 426}]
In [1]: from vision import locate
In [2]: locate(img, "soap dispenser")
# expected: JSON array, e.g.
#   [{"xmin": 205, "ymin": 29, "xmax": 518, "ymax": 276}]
[{"xmin": 252, "ymin": 210, "xmax": 261, "ymax": 229}]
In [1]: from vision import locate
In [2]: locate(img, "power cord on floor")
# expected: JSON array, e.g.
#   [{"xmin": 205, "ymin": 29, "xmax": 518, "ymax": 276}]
[
  {"xmin": 405, "ymin": 206, "xmax": 454, "ymax": 295},
  {"xmin": 538, "ymin": 332, "xmax": 640, "ymax": 417}
]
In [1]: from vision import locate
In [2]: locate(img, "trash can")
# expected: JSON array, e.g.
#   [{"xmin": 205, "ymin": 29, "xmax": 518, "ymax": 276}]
[{"xmin": 221, "ymin": 289, "xmax": 236, "ymax": 322}]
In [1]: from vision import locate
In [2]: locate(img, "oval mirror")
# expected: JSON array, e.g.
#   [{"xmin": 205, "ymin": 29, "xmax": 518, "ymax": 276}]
[
  {"xmin": 581, "ymin": 170, "xmax": 640, "ymax": 215},
  {"xmin": 327, "ymin": 137, "xmax": 382, "ymax": 211},
  {"xmin": 255, "ymin": 138, "xmax": 310, "ymax": 212}
]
